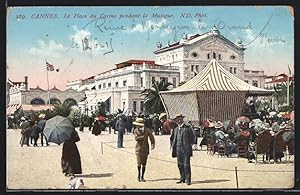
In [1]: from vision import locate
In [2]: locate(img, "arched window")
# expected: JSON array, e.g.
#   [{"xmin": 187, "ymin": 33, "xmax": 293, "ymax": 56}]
[
  {"xmin": 50, "ymin": 97, "xmax": 61, "ymax": 105},
  {"xmin": 30, "ymin": 97, "xmax": 46, "ymax": 105},
  {"xmin": 213, "ymin": 53, "xmax": 216, "ymax": 59},
  {"xmin": 63, "ymin": 98, "xmax": 77, "ymax": 108},
  {"xmin": 207, "ymin": 53, "xmax": 210, "ymax": 59},
  {"xmin": 218, "ymin": 54, "xmax": 221, "ymax": 60}
]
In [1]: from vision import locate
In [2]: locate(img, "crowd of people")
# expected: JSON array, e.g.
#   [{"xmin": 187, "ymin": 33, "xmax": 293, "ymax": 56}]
[
  {"xmin": 199, "ymin": 110, "xmax": 294, "ymax": 162},
  {"xmin": 19, "ymin": 115, "xmax": 49, "ymax": 147},
  {"xmin": 8, "ymin": 106, "xmax": 294, "ymax": 186}
]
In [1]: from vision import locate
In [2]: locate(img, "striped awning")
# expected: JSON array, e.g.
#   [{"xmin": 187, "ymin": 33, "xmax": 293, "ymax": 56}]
[
  {"xmin": 7, "ymin": 104, "xmax": 21, "ymax": 115},
  {"xmin": 162, "ymin": 59, "xmax": 274, "ymax": 96},
  {"xmin": 160, "ymin": 59, "xmax": 274, "ymax": 125}
]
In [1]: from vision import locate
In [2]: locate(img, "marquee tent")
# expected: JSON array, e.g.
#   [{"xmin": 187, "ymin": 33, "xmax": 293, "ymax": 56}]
[{"xmin": 160, "ymin": 59, "xmax": 275, "ymax": 124}]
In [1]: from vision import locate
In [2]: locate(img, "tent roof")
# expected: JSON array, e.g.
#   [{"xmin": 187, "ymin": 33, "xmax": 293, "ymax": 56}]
[{"xmin": 161, "ymin": 59, "xmax": 274, "ymax": 96}]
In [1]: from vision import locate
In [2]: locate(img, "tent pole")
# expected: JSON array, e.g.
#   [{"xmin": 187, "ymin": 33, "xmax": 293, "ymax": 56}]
[{"xmin": 159, "ymin": 92, "xmax": 169, "ymax": 118}]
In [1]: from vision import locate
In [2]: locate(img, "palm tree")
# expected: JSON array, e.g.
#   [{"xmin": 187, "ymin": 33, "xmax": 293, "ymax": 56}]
[
  {"xmin": 141, "ymin": 80, "xmax": 172, "ymax": 115},
  {"xmin": 274, "ymin": 80, "xmax": 294, "ymax": 111}
]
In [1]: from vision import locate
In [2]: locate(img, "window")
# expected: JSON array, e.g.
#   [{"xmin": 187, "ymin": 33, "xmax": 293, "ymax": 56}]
[
  {"xmin": 115, "ymin": 82, "xmax": 119, "ymax": 88},
  {"xmin": 244, "ymin": 80, "xmax": 249, "ymax": 83},
  {"xmin": 123, "ymin": 80, "xmax": 127, "ymax": 86},
  {"xmin": 192, "ymin": 52, "xmax": 198, "ymax": 58},
  {"xmin": 219, "ymin": 54, "xmax": 221, "ymax": 60},
  {"xmin": 141, "ymin": 78, "xmax": 143, "ymax": 87},
  {"xmin": 233, "ymin": 67, "xmax": 237, "ymax": 74},
  {"xmin": 195, "ymin": 65, "xmax": 199, "ymax": 72},
  {"xmin": 252, "ymin": 80, "xmax": 258, "ymax": 87},
  {"xmin": 191, "ymin": 65, "xmax": 194, "ymax": 72},
  {"xmin": 133, "ymin": 101, "xmax": 137, "ymax": 112},
  {"xmin": 213, "ymin": 52, "xmax": 216, "ymax": 59},
  {"xmin": 140, "ymin": 101, "xmax": 144, "ymax": 113},
  {"xmin": 108, "ymin": 83, "xmax": 111, "ymax": 88},
  {"xmin": 152, "ymin": 77, "xmax": 156, "ymax": 84},
  {"xmin": 160, "ymin": 77, "xmax": 168, "ymax": 84},
  {"xmin": 173, "ymin": 78, "xmax": 176, "ymax": 87},
  {"xmin": 207, "ymin": 53, "xmax": 210, "ymax": 59},
  {"xmin": 103, "ymin": 83, "xmax": 106, "ymax": 88},
  {"xmin": 230, "ymin": 55, "xmax": 236, "ymax": 60},
  {"xmin": 230, "ymin": 67, "xmax": 233, "ymax": 73},
  {"xmin": 122, "ymin": 101, "xmax": 125, "ymax": 109},
  {"xmin": 98, "ymin": 84, "xmax": 101, "ymax": 89}
]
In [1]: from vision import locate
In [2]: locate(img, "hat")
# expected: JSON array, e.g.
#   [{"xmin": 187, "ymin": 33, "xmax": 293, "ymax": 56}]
[
  {"xmin": 173, "ymin": 114, "xmax": 185, "ymax": 120},
  {"xmin": 21, "ymin": 117, "xmax": 26, "ymax": 121},
  {"xmin": 133, "ymin": 118, "xmax": 144, "ymax": 127},
  {"xmin": 208, "ymin": 121, "xmax": 215, "ymax": 128},
  {"xmin": 39, "ymin": 113, "xmax": 46, "ymax": 119},
  {"xmin": 279, "ymin": 123, "xmax": 287, "ymax": 130},
  {"xmin": 264, "ymin": 123, "xmax": 271, "ymax": 129},
  {"xmin": 159, "ymin": 113, "xmax": 167, "ymax": 120},
  {"xmin": 215, "ymin": 121, "xmax": 224, "ymax": 129}
]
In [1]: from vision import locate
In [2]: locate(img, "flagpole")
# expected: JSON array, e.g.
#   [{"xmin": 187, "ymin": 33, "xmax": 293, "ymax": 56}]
[
  {"xmin": 46, "ymin": 62, "xmax": 50, "ymax": 105},
  {"xmin": 287, "ymin": 65, "xmax": 290, "ymax": 107}
]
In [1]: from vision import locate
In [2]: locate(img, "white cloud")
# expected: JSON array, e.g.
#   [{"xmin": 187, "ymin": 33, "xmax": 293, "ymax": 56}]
[{"xmin": 28, "ymin": 39, "xmax": 66, "ymax": 58}]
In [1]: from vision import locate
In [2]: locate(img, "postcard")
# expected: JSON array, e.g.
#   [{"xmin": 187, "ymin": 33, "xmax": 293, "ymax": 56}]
[{"xmin": 6, "ymin": 5, "xmax": 295, "ymax": 191}]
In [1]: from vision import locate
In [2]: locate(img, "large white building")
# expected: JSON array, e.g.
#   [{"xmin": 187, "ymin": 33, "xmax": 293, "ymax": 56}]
[
  {"xmin": 71, "ymin": 60, "xmax": 180, "ymax": 115},
  {"xmin": 153, "ymin": 26, "xmax": 246, "ymax": 82},
  {"xmin": 67, "ymin": 26, "xmax": 269, "ymax": 116}
]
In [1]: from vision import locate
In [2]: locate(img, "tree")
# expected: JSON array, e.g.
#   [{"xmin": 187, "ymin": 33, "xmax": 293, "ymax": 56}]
[
  {"xmin": 274, "ymin": 81, "xmax": 294, "ymax": 111},
  {"xmin": 141, "ymin": 80, "xmax": 172, "ymax": 115}
]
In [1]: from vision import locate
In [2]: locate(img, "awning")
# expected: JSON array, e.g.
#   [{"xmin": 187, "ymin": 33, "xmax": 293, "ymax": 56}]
[
  {"xmin": 7, "ymin": 104, "xmax": 54, "ymax": 114},
  {"xmin": 22, "ymin": 104, "xmax": 54, "ymax": 112},
  {"xmin": 6, "ymin": 104, "xmax": 21, "ymax": 115},
  {"xmin": 93, "ymin": 93, "xmax": 111, "ymax": 104}
]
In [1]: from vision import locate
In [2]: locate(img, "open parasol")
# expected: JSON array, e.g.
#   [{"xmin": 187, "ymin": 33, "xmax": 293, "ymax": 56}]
[{"xmin": 43, "ymin": 115, "xmax": 75, "ymax": 145}]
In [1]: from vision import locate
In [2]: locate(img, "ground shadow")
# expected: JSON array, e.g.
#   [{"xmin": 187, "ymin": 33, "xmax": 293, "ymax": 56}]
[
  {"xmin": 76, "ymin": 173, "xmax": 113, "ymax": 178},
  {"xmin": 192, "ymin": 179, "xmax": 230, "ymax": 184},
  {"xmin": 147, "ymin": 177, "xmax": 178, "ymax": 182}
]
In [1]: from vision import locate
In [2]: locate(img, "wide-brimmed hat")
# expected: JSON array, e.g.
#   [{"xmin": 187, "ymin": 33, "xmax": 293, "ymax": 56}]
[
  {"xmin": 38, "ymin": 113, "xmax": 46, "ymax": 119},
  {"xmin": 159, "ymin": 113, "xmax": 167, "ymax": 120},
  {"xmin": 173, "ymin": 114, "xmax": 185, "ymax": 120},
  {"xmin": 208, "ymin": 121, "xmax": 215, "ymax": 128},
  {"xmin": 215, "ymin": 121, "xmax": 224, "ymax": 129},
  {"xmin": 133, "ymin": 118, "xmax": 144, "ymax": 127}
]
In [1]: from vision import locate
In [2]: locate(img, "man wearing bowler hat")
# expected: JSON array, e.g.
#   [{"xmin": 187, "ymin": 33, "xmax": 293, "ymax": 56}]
[{"xmin": 170, "ymin": 114, "xmax": 196, "ymax": 185}]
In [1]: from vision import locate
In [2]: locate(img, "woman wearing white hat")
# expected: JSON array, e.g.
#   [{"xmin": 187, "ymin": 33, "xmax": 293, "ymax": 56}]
[{"xmin": 133, "ymin": 118, "xmax": 155, "ymax": 182}]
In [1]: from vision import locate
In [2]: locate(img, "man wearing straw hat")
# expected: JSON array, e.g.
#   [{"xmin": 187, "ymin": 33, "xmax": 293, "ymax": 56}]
[
  {"xmin": 133, "ymin": 117, "xmax": 155, "ymax": 182},
  {"xmin": 170, "ymin": 114, "xmax": 196, "ymax": 185}
]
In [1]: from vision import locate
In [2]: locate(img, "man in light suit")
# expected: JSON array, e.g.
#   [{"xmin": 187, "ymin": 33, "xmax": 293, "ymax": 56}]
[{"xmin": 170, "ymin": 114, "xmax": 196, "ymax": 185}]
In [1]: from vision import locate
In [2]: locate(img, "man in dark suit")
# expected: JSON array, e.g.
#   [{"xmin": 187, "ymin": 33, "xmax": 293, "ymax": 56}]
[{"xmin": 170, "ymin": 114, "xmax": 196, "ymax": 185}]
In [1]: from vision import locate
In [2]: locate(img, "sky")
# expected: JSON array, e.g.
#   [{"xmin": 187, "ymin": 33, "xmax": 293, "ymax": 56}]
[{"xmin": 7, "ymin": 6, "xmax": 294, "ymax": 90}]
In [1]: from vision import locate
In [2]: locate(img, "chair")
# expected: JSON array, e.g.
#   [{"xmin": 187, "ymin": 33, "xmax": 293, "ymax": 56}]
[
  {"xmin": 217, "ymin": 144, "xmax": 226, "ymax": 157},
  {"xmin": 248, "ymin": 129, "xmax": 272, "ymax": 164},
  {"xmin": 207, "ymin": 139, "xmax": 215, "ymax": 155},
  {"xmin": 273, "ymin": 129, "xmax": 290, "ymax": 163},
  {"xmin": 236, "ymin": 140, "xmax": 247, "ymax": 158}
]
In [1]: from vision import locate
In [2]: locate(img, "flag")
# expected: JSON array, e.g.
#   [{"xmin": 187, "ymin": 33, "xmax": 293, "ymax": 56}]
[{"xmin": 46, "ymin": 61, "xmax": 54, "ymax": 71}]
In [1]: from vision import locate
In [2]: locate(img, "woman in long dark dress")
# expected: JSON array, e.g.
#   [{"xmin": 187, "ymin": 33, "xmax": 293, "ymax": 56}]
[{"xmin": 61, "ymin": 130, "xmax": 82, "ymax": 176}]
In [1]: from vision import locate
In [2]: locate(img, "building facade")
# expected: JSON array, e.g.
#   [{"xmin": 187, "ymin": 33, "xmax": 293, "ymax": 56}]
[
  {"xmin": 7, "ymin": 77, "xmax": 85, "ymax": 114},
  {"xmin": 153, "ymin": 26, "xmax": 246, "ymax": 83},
  {"xmin": 68, "ymin": 60, "xmax": 180, "ymax": 116},
  {"xmin": 244, "ymin": 69, "xmax": 266, "ymax": 88},
  {"xmin": 264, "ymin": 73, "xmax": 294, "ymax": 89}
]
